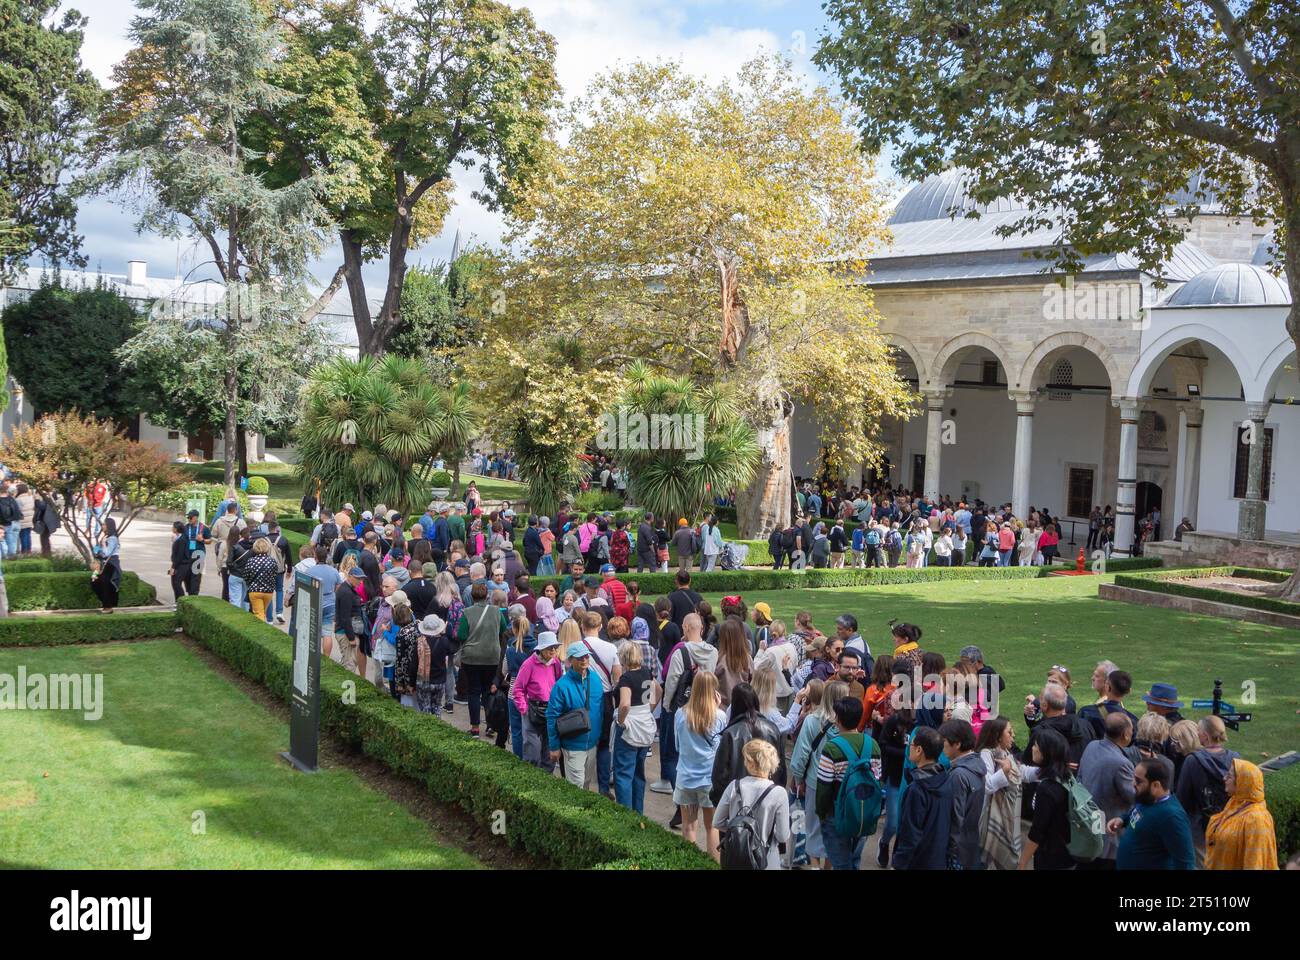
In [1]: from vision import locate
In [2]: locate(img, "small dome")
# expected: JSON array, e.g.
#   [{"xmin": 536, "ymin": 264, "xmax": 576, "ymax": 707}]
[
  {"xmin": 1165, "ymin": 262, "xmax": 1290, "ymax": 307},
  {"xmin": 888, "ymin": 169, "xmax": 1030, "ymax": 224}
]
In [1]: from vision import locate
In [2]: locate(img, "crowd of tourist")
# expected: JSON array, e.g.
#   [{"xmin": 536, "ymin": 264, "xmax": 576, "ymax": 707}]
[{"xmin": 169, "ymin": 472, "xmax": 1280, "ymax": 871}]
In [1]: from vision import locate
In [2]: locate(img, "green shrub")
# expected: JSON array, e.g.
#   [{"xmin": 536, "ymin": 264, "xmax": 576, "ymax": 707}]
[
  {"xmin": 3, "ymin": 553, "xmax": 87, "ymax": 574},
  {"xmin": 573, "ymin": 490, "xmax": 623, "ymax": 514},
  {"xmin": 176, "ymin": 597, "xmax": 715, "ymax": 870},
  {"xmin": 6, "ymin": 571, "xmax": 157, "ymax": 611},
  {"xmin": 1113, "ymin": 566, "xmax": 1300, "ymax": 618},
  {"xmin": 1267, "ymin": 763, "xmax": 1300, "ymax": 862},
  {"xmin": 246, "ymin": 476, "xmax": 270, "ymax": 496},
  {"xmin": 429, "ymin": 470, "xmax": 453, "ymax": 488},
  {"xmin": 0, "ymin": 610, "xmax": 178, "ymax": 646},
  {"xmin": 265, "ymin": 498, "xmax": 302, "ymax": 519},
  {"xmin": 533, "ymin": 564, "xmax": 1047, "ymax": 595}
]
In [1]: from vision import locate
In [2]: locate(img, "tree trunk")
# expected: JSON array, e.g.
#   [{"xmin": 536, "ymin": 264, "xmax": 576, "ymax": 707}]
[
  {"xmin": 452, "ymin": 459, "xmax": 461, "ymax": 498},
  {"xmin": 736, "ymin": 387, "xmax": 793, "ymax": 540},
  {"xmin": 237, "ymin": 427, "xmax": 249, "ymax": 480},
  {"xmin": 341, "ymin": 229, "xmax": 378, "ymax": 356}
]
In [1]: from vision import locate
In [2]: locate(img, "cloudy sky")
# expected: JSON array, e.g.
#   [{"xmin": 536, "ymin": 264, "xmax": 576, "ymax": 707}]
[{"xmin": 63, "ymin": 0, "xmax": 872, "ymax": 292}]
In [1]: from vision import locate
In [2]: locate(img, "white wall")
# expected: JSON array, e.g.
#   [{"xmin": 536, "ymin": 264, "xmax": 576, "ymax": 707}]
[{"xmin": 1195, "ymin": 351, "xmax": 1300, "ymax": 535}]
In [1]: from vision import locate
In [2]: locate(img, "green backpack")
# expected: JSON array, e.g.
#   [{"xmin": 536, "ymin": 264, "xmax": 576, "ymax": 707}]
[
  {"xmin": 829, "ymin": 735, "xmax": 883, "ymax": 840},
  {"xmin": 1063, "ymin": 776, "xmax": 1107, "ymax": 862}
]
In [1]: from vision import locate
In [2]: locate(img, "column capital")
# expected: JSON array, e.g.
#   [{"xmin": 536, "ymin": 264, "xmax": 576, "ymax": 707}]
[
  {"xmin": 1245, "ymin": 400, "xmax": 1270, "ymax": 423},
  {"xmin": 1008, "ymin": 389, "xmax": 1037, "ymax": 415},
  {"xmin": 1183, "ymin": 401, "xmax": 1203, "ymax": 427},
  {"xmin": 921, "ymin": 388, "xmax": 951, "ymax": 411},
  {"xmin": 1111, "ymin": 395, "xmax": 1143, "ymax": 419}
]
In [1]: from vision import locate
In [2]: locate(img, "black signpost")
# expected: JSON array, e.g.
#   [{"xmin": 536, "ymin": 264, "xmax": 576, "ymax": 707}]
[{"xmin": 281, "ymin": 570, "xmax": 322, "ymax": 773}]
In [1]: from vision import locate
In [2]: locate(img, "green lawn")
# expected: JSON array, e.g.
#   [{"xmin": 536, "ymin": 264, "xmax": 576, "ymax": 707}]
[
  {"xmin": 180, "ymin": 459, "xmax": 302, "ymax": 499},
  {"xmin": 0, "ymin": 639, "xmax": 480, "ymax": 869},
  {"xmin": 701, "ymin": 574, "xmax": 1300, "ymax": 760},
  {"xmin": 460, "ymin": 472, "xmax": 527, "ymax": 502}
]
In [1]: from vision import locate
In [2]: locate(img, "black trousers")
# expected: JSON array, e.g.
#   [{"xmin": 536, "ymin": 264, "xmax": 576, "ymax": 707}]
[
  {"xmin": 170, "ymin": 571, "xmax": 188, "ymax": 604},
  {"xmin": 91, "ymin": 574, "xmax": 119, "ymax": 610}
]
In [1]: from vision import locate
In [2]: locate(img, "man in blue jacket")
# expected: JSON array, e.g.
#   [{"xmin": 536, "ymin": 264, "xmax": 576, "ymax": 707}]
[
  {"xmin": 547, "ymin": 642, "xmax": 604, "ymax": 791},
  {"xmin": 893, "ymin": 726, "xmax": 954, "ymax": 870}
]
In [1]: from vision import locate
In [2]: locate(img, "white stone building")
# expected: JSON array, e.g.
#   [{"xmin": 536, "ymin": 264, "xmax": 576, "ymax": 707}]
[{"xmin": 791, "ymin": 170, "xmax": 1290, "ymax": 557}]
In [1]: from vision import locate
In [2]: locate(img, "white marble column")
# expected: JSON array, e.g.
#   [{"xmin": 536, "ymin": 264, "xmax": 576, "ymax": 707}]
[
  {"xmin": 923, "ymin": 389, "xmax": 948, "ymax": 500},
  {"xmin": 1113, "ymin": 397, "xmax": 1141, "ymax": 557},
  {"xmin": 1180, "ymin": 402, "xmax": 1203, "ymax": 528},
  {"xmin": 1238, "ymin": 401, "xmax": 1269, "ymax": 540},
  {"xmin": 1009, "ymin": 390, "xmax": 1036, "ymax": 520}
]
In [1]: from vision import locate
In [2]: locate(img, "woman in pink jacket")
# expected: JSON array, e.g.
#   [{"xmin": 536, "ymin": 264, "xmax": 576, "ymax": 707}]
[{"xmin": 513, "ymin": 631, "xmax": 564, "ymax": 772}]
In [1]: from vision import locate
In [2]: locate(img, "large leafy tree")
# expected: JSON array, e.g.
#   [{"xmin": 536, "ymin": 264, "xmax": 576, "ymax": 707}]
[
  {"xmin": 248, "ymin": 0, "xmax": 560, "ymax": 355},
  {"xmin": 116, "ymin": 299, "xmax": 339, "ymax": 475},
  {"xmin": 816, "ymin": 0, "xmax": 1298, "ymax": 583},
  {"xmin": 94, "ymin": 0, "xmax": 332, "ymax": 485},
  {"xmin": 0, "ymin": 1, "xmax": 100, "ymax": 280},
  {"xmin": 295, "ymin": 355, "xmax": 479, "ymax": 513},
  {"xmin": 481, "ymin": 56, "xmax": 916, "ymax": 537},
  {"xmin": 1, "ymin": 278, "xmax": 141, "ymax": 421},
  {"xmin": 388, "ymin": 252, "xmax": 487, "ymax": 371}
]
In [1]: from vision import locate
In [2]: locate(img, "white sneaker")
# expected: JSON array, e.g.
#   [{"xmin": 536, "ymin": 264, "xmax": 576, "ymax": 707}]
[{"xmin": 648, "ymin": 779, "xmax": 674, "ymax": 795}]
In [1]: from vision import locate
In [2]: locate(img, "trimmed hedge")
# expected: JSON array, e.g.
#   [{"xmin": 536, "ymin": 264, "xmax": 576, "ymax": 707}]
[
  {"xmin": 532, "ymin": 564, "xmax": 1049, "ymax": 595},
  {"xmin": 1113, "ymin": 566, "xmax": 1300, "ymax": 619},
  {"xmin": 0, "ymin": 610, "xmax": 178, "ymax": 646},
  {"xmin": 6, "ymin": 571, "xmax": 157, "ymax": 611},
  {"xmin": 1267, "ymin": 762, "xmax": 1300, "ymax": 862},
  {"xmin": 177, "ymin": 597, "xmax": 715, "ymax": 870},
  {"xmin": 3, "ymin": 553, "xmax": 88, "ymax": 574}
]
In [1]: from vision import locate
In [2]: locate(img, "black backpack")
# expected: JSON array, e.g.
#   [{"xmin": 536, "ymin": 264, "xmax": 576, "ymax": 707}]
[
  {"xmin": 780, "ymin": 526, "xmax": 797, "ymax": 551},
  {"xmin": 670, "ymin": 645, "xmax": 698, "ymax": 712},
  {"xmin": 1195, "ymin": 752, "xmax": 1231, "ymax": 819},
  {"xmin": 318, "ymin": 521, "xmax": 339, "ymax": 553},
  {"xmin": 719, "ymin": 782, "xmax": 778, "ymax": 870}
]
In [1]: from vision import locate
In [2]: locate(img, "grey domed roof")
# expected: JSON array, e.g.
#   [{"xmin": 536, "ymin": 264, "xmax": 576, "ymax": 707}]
[
  {"xmin": 1251, "ymin": 235, "xmax": 1277, "ymax": 266},
  {"xmin": 1164, "ymin": 262, "xmax": 1290, "ymax": 307},
  {"xmin": 888, "ymin": 169, "xmax": 1030, "ymax": 224}
]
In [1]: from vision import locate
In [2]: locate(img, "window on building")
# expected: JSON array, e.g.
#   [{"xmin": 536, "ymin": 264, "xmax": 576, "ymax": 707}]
[
  {"xmin": 1233, "ymin": 426, "xmax": 1273, "ymax": 500},
  {"xmin": 1049, "ymin": 358, "xmax": 1074, "ymax": 401},
  {"xmin": 167, "ymin": 431, "xmax": 180, "ymax": 440},
  {"xmin": 1067, "ymin": 467, "xmax": 1094, "ymax": 518},
  {"xmin": 981, "ymin": 359, "xmax": 1000, "ymax": 386},
  {"xmin": 1138, "ymin": 411, "xmax": 1168, "ymax": 451}
]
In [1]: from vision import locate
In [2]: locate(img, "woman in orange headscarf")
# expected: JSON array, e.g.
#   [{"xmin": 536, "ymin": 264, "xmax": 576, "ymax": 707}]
[{"xmin": 1204, "ymin": 759, "xmax": 1278, "ymax": 870}]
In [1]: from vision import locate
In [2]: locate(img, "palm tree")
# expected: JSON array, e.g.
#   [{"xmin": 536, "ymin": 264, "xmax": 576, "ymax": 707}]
[
  {"xmin": 295, "ymin": 356, "xmax": 479, "ymax": 514},
  {"xmin": 610, "ymin": 364, "xmax": 760, "ymax": 524}
]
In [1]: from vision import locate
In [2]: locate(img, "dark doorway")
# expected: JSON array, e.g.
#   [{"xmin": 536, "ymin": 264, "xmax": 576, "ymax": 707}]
[
  {"xmin": 1136, "ymin": 481, "xmax": 1163, "ymax": 525},
  {"xmin": 911, "ymin": 454, "xmax": 926, "ymax": 494}
]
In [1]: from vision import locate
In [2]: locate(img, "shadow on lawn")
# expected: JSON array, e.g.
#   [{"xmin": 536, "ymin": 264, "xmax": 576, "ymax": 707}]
[{"xmin": 3, "ymin": 640, "xmax": 475, "ymax": 869}]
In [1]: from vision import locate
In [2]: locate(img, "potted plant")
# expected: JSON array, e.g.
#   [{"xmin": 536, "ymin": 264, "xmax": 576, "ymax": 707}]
[
  {"xmin": 429, "ymin": 469, "xmax": 453, "ymax": 500},
  {"xmin": 246, "ymin": 476, "xmax": 270, "ymax": 520}
]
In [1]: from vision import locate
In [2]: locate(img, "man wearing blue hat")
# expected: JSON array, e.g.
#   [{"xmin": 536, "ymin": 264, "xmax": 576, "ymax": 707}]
[
  {"xmin": 1140, "ymin": 683, "xmax": 1186, "ymax": 725},
  {"xmin": 547, "ymin": 642, "xmax": 605, "ymax": 790}
]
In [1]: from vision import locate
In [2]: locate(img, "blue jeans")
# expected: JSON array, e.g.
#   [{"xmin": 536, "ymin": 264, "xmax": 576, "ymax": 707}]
[
  {"xmin": 822, "ymin": 820, "xmax": 866, "ymax": 871},
  {"xmin": 3, "ymin": 525, "xmax": 18, "ymax": 557},
  {"xmin": 265, "ymin": 578, "xmax": 284, "ymax": 622},
  {"xmin": 998, "ymin": 549, "xmax": 1012, "ymax": 567},
  {"xmin": 228, "ymin": 575, "xmax": 248, "ymax": 610},
  {"xmin": 658, "ymin": 710, "xmax": 679, "ymax": 784},
  {"xmin": 612, "ymin": 725, "xmax": 649, "ymax": 813},
  {"xmin": 880, "ymin": 781, "xmax": 902, "ymax": 847},
  {"xmin": 19, "ymin": 528, "xmax": 31, "ymax": 554},
  {"xmin": 509, "ymin": 700, "xmax": 524, "ymax": 759}
]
